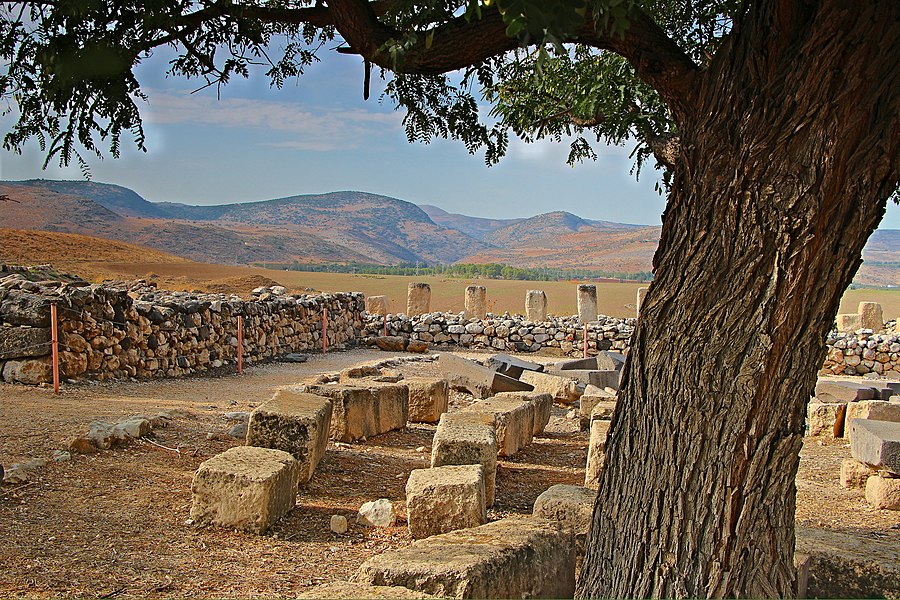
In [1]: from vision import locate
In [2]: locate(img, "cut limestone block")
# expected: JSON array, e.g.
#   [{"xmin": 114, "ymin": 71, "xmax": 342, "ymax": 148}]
[
  {"xmin": 849, "ymin": 419, "xmax": 900, "ymax": 473},
  {"xmin": 301, "ymin": 383, "xmax": 408, "ymax": 443},
  {"xmin": 806, "ymin": 401, "xmax": 844, "ymax": 437},
  {"xmin": 366, "ymin": 295, "xmax": 389, "ymax": 316},
  {"xmin": 519, "ymin": 370, "xmax": 582, "ymax": 404},
  {"xmin": 246, "ymin": 389, "xmax": 332, "ymax": 483},
  {"xmin": 405, "ymin": 377, "xmax": 449, "ymax": 423},
  {"xmin": 865, "ymin": 474, "xmax": 900, "ymax": 510},
  {"xmin": 546, "ymin": 368, "xmax": 620, "ymax": 391},
  {"xmin": 795, "ymin": 526, "xmax": 900, "ymax": 599},
  {"xmin": 554, "ymin": 357, "xmax": 599, "ymax": 371},
  {"xmin": 845, "ymin": 401, "xmax": 900, "ymax": 440},
  {"xmin": 431, "ymin": 412, "xmax": 497, "ymax": 506},
  {"xmin": 298, "ymin": 581, "xmax": 435, "ymax": 599},
  {"xmin": 438, "ymin": 352, "xmax": 533, "ymax": 399},
  {"xmin": 577, "ymin": 284, "xmax": 597, "ymax": 323},
  {"xmin": 462, "ymin": 396, "xmax": 535, "ymax": 457},
  {"xmin": 840, "ymin": 458, "xmax": 878, "ymax": 489},
  {"xmin": 533, "ymin": 484, "xmax": 595, "ymax": 563},
  {"xmin": 407, "ymin": 283, "xmax": 431, "ymax": 317},
  {"xmin": 835, "ymin": 313, "xmax": 861, "ymax": 332},
  {"xmin": 585, "ymin": 419, "xmax": 610, "ymax": 489},
  {"xmin": 579, "ymin": 387, "xmax": 617, "ymax": 428},
  {"xmin": 494, "ymin": 391, "xmax": 553, "ymax": 436},
  {"xmin": 525, "ymin": 290, "xmax": 547, "ymax": 322},
  {"xmin": 406, "ymin": 464, "xmax": 486, "ymax": 539},
  {"xmin": 353, "ymin": 517, "xmax": 575, "ymax": 599},
  {"xmin": 464, "ymin": 285, "xmax": 486, "ymax": 319},
  {"xmin": 484, "ymin": 353, "xmax": 544, "ymax": 379},
  {"xmin": 190, "ymin": 446, "xmax": 300, "ymax": 534},
  {"xmin": 815, "ymin": 380, "xmax": 878, "ymax": 403},
  {"xmin": 858, "ymin": 301, "xmax": 884, "ymax": 331}
]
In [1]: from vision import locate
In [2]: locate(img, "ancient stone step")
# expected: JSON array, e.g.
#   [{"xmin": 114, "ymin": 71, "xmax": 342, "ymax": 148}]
[
  {"xmin": 190, "ymin": 446, "xmax": 300, "ymax": 534},
  {"xmin": 431, "ymin": 412, "xmax": 498, "ymax": 507},
  {"xmin": 849, "ymin": 419, "xmax": 900, "ymax": 473},
  {"xmin": 301, "ymin": 383, "xmax": 408, "ymax": 443},
  {"xmin": 246, "ymin": 389, "xmax": 332, "ymax": 482},
  {"xmin": 462, "ymin": 396, "xmax": 535, "ymax": 457},
  {"xmin": 406, "ymin": 464, "xmax": 487, "ymax": 539},
  {"xmin": 352, "ymin": 517, "xmax": 575, "ymax": 599},
  {"xmin": 438, "ymin": 352, "xmax": 533, "ymax": 399}
]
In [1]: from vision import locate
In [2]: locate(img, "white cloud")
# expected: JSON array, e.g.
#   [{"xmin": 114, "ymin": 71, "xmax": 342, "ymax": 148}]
[{"xmin": 140, "ymin": 89, "xmax": 402, "ymax": 151}]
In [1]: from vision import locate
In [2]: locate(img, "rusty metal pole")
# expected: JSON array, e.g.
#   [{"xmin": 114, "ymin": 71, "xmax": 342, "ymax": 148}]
[
  {"xmin": 237, "ymin": 315, "xmax": 244, "ymax": 375},
  {"xmin": 51, "ymin": 303, "xmax": 60, "ymax": 394},
  {"xmin": 583, "ymin": 323, "xmax": 588, "ymax": 358},
  {"xmin": 323, "ymin": 308, "xmax": 328, "ymax": 354}
]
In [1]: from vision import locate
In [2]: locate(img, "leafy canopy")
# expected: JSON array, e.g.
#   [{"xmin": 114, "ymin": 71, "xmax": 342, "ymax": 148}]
[{"xmin": 0, "ymin": 0, "xmax": 740, "ymax": 178}]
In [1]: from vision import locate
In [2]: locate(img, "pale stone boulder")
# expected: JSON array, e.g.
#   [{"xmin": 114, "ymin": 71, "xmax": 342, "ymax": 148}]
[
  {"xmin": 405, "ymin": 377, "xmax": 449, "ymax": 423},
  {"xmin": 585, "ymin": 419, "xmax": 610, "ymax": 489},
  {"xmin": 246, "ymin": 389, "xmax": 332, "ymax": 482},
  {"xmin": 353, "ymin": 517, "xmax": 575, "ymax": 599},
  {"xmin": 301, "ymin": 383, "xmax": 408, "ymax": 443},
  {"xmin": 835, "ymin": 313, "xmax": 861, "ymax": 332},
  {"xmin": 494, "ymin": 391, "xmax": 553, "ymax": 436},
  {"xmin": 858, "ymin": 301, "xmax": 884, "ymax": 331},
  {"xmin": 865, "ymin": 474, "xmax": 900, "ymax": 510},
  {"xmin": 519, "ymin": 370, "xmax": 582, "ymax": 404},
  {"xmin": 298, "ymin": 581, "xmax": 435, "ymax": 599},
  {"xmin": 464, "ymin": 285, "xmax": 486, "ymax": 319},
  {"xmin": 577, "ymin": 284, "xmax": 598, "ymax": 323},
  {"xmin": 806, "ymin": 401, "xmax": 844, "ymax": 437},
  {"xmin": 190, "ymin": 446, "xmax": 300, "ymax": 534},
  {"xmin": 533, "ymin": 484, "xmax": 595, "ymax": 562},
  {"xmin": 366, "ymin": 295, "xmax": 389, "ymax": 316},
  {"xmin": 407, "ymin": 283, "xmax": 431, "ymax": 317},
  {"xmin": 406, "ymin": 464, "xmax": 486, "ymax": 539},
  {"xmin": 525, "ymin": 290, "xmax": 547, "ymax": 322},
  {"xmin": 840, "ymin": 458, "xmax": 877, "ymax": 489},
  {"xmin": 849, "ymin": 418, "xmax": 900, "ymax": 473},
  {"xmin": 431, "ymin": 412, "xmax": 497, "ymax": 506},
  {"xmin": 462, "ymin": 396, "xmax": 535, "ymax": 457},
  {"xmin": 845, "ymin": 400, "xmax": 900, "ymax": 435},
  {"xmin": 358, "ymin": 498, "xmax": 397, "ymax": 527}
]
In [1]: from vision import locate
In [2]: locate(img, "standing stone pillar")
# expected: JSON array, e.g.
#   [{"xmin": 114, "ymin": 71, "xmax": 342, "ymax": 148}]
[
  {"xmin": 407, "ymin": 283, "xmax": 432, "ymax": 316},
  {"xmin": 577, "ymin": 284, "xmax": 597, "ymax": 323},
  {"xmin": 525, "ymin": 290, "xmax": 547, "ymax": 322},
  {"xmin": 857, "ymin": 302, "xmax": 883, "ymax": 331},
  {"xmin": 366, "ymin": 295, "xmax": 388, "ymax": 316},
  {"xmin": 465, "ymin": 285, "xmax": 487, "ymax": 319},
  {"xmin": 636, "ymin": 287, "xmax": 649, "ymax": 317}
]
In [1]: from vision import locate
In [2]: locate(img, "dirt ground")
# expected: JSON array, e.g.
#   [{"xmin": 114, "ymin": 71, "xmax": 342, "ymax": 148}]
[{"xmin": 0, "ymin": 348, "xmax": 898, "ymax": 598}]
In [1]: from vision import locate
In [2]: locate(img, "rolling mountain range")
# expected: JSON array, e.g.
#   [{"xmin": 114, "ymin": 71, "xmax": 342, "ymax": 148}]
[{"xmin": 1, "ymin": 179, "xmax": 897, "ymax": 286}]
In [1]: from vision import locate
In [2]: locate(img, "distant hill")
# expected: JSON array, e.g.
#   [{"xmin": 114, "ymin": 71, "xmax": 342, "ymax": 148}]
[{"xmin": 419, "ymin": 204, "xmax": 522, "ymax": 241}]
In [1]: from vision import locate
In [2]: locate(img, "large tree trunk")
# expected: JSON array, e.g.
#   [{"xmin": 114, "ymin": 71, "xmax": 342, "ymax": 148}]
[{"xmin": 577, "ymin": 1, "xmax": 899, "ymax": 598}]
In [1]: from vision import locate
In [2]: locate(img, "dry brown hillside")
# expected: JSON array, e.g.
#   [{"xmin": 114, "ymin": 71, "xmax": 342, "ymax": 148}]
[{"xmin": 0, "ymin": 228, "xmax": 189, "ymax": 266}]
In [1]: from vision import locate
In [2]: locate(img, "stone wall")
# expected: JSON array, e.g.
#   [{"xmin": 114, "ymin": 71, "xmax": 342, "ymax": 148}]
[
  {"xmin": 0, "ymin": 276, "xmax": 365, "ymax": 384},
  {"xmin": 821, "ymin": 329, "xmax": 900, "ymax": 378}
]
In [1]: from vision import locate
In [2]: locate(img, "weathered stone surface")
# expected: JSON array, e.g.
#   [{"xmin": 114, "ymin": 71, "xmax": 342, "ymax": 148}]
[
  {"xmin": 330, "ymin": 514, "xmax": 349, "ymax": 533},
  {"xmin": 431, "ymin": 412, "xmax": 498, "ymax": 507},
  {"xmin": 495, "ymin": 391, "xmax": 553, "ymax": 436},
  {"xmin": 845, "ymin": 400, "xmax": 900, "ymax": 433},
  {"xmin": 374, "ymin": 336, "xmax": 407, "ymax": 352},
  {"xmin": 406, "ymin": 340, "xmax": 430, "ymax": 353},
  {"xmin": 585, "ymin": 419, "xmax": 610, "ymax": 489},
  {"xmin": 806, "ymin": 401, "xmax": 843, "ymax": 437},
  {"xmin": 302, "ymin": 383, "xmax": 408, "ymax": 443},
  {"xmin": 579, "ymin": 387, "xmax": 616, "ymax": 427},
  {"xmin": 546, "ymin": 367, "xmax": 619, "ymax": 390},
  {"xmin": 835, "ymin": 313, "xmax": 861, "ymax": 332},
  {"xmin": 519, "ymin": 369, "xmax": 582, "ymax": 404},
  {"xmin": 0, "ymin": 326, "xmax": 51, "ymax": 359},
  {"xmin": 407, "ymin": 283, "xmax": 431, "ymax": 317},
  {"xmin": 596, "ymin": 351, "xmax": 627, "ymax": 372},
  {"xmin": 636, "ymin": 286, "xmax": 648, "ymax": 316},
  {"xmin": 463, "ymin": 396, "xmax": 535, "ymax": 457},
  {"xmin": 840, "ymin": 458, "xmax": 877, "ymax": 489},
  {"xmin": 358, "ymin": 498, "xmax": 396, "ymax": 527},
  {"xmin": 339, "ymin": 364, "xmax": 381, "ymax": 382},
  {"xmin": 438, "ymin": 352, "xmax": 533, "ymax": 399},
  {"xmin": 1, "ymin": 357, "xmax": 52, "ymax": 384},
  {"xmin": 849, "ymin": 419, "xmax": 900, "ymax": 473},
  {"xmin": 795, "ymin": 525, "xmax": 900, "ymax": 599},
  {"xmin": 87, "ymin": 421, "xmax": 115, "ymax": 449},
  {"xmin": 533, "ymin": 484, "xmax": 594, "ymax": 536},
  {"xmin": 554, "ymin": 357, "xmax": 599, "ymax": 371},
  {"xmin": 190, "ymin": 446, "xmax": 300, "ymax": 534},
  {"xmin": 406, "ymin": 464, "xmax": 486, "ymax": 539},
  {"xmin": 366, "ymin": 295, "xmax": 389, "ymax": 316},
  {"xmin": 816, "ymin": 379, "xmax": 878, "ymax": 403},
  {"xmin": 246, "ymin": 389, "xmax": 333, "ymax": 482},
  {"xmin": 68, "ymin": 437, "xmax": 98, "ymax": 454},
  {"xmin": 576, "ymin": 284, "xmax": 597, "ymax": 323},
  {"xmin": 298, "ymin": 581, "xmax": 435, "ymax": 599},
  {"xmin": 865, "ymin": 474, "xmax": 900, "ymax": 510},
  {"xmin": 484, "ymin": 353, "xmax": 543, "ymax": 379},
  {"xmin": 353, "ymin": 517, "xmax": 575, "ymax": 599},
  {"xmin": 0, "ymin": 290, "xmax": 51, "ymax": 326},
  {"xmin": 405, "ymin": 377, "xmax": 449, "ymax": 423},
  {"xmin": 58, "ymin": 350, "xmax": 88, "ymax": 377},
  {"xmin": 464, "ymin": 285, "xmax": 486, "ymax": 319},
  {"xmin": 858, "ymin": 301, "xmax": 884, "ymax": 331},
  {"xmin": 525, "ymin": 290, "xmax": 547, "ymax": 322},
  {"xmin": 112, "ymin": 417, "xmax": 151, "ymax": 441}
]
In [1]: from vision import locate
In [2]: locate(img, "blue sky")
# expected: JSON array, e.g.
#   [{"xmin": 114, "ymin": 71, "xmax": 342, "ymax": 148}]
[{"xmin": 1, "ymin": 48, "xmax": 898, "ymax": 229}]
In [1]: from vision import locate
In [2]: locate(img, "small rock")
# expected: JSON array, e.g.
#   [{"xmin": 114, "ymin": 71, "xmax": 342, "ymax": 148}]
[
  {"xmin": 113, "ymin": 418, "xmax": 151, "ymax": 441},
  {"xmin": 87, "ymin": 421, "xmax": 115, "ymax": 449},
  {"xmin": 373, "ymin": 336, "xmax": 406, "ymax": 352},
  {"xmin": 227, "ymin": 422, "xmax": 248, "ymax": 438},
  {"xmin": 52, "ymin": 450, "xmax": 71, "ymax": 462},
  {"xmin": 330, "ymin": 514, "xmax": 349, "ymax": 534},
  {"xmin": 149, "ymin": 412, "xmax": 172, "ymax": 429},
  {"xmin": 69, "ymin": 437, "xmax": 98, "ymax": 454},
  {"xmin": 206, "ymin": 433, "xmax": 217, "ymax": 440},
  {"xmin": 283, "ymin": 353, "xmax": 309, "ymax": 363},
  {"xmin": 2, "ymin": 465, "xmax": 28, "ymax": 484},
  {"xmin": 224, "ymin": 411, "xmax": 250, "ymax": 422},
  {"xmin": 406, "ymin": 340, "xmax": 430, "ymax": 353},
  {"xmin": 415, "ymin": 446, "xmax": 428, "ymax": 453},
  {"xmin": 357, "ymin": 498, "xmax": 396, "ymax": 527},
  {"xmin": 21, "ymin": 458, "xmax": 47, "ymax": 470}
]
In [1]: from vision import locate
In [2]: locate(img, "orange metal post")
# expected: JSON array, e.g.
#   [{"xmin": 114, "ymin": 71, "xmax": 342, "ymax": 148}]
[
  {"xmin": 383, "ymin": 314, "xmax": 387, "ymax": 337},
  {"xmin": 51, "ymin": 303, "xmax": 60, "ymax": 394},
  {"xmin": 237, "ymin": 315, "xmax": 244, "ymax": 375},
  {"xmin": 323, "ymin": 308, "xmax": 328, "ymax": 354},
  {"xmin": 583, "ymin": 324, "xmax": 588, "ymax": 358}
]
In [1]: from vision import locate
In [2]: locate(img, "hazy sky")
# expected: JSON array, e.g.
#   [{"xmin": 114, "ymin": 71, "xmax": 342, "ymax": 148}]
[{"xmin": 2, "ymin": 48, "xmax": 898, "ymax": 229}]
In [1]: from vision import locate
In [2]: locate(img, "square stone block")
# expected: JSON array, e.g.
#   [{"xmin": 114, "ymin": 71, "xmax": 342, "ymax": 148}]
[
  {"xmin": 585, "ymin": 419, "xmax": 610, "ymax": 489},
  {"xmin": 846, "ymin": 400, "xmax": 900, "ymax": 435},
  {"xmin": 840, "ymin": 458, "xmax": 877, "ymax": 489},
  {"xmin": 302, "ymin": 383, "xmax": 408, "ymax": 442},
  {"xmin": 865, "ymin": 474, "xmax": 900, "ymax": 510},
  {"xmin": 533, "ymin": 483, "xmax": 595, "ymax": 563},
  {"xmin": 406, "ymin": 464, "xmax": 486, "ymax": 539},
  {"xmin": 519, "ymin": 370, "xmax": 582, "ymax": 404},
  {"xmin": 806, "ymin": 401, "xmax": 844, "ymax": 438},
  {"xmin": 431, "ymin": 412, "xmax": 497, "ymax": 507},
  {"xmin": 190, "ymin": 446, "xmax": 300, "ymax": 534},
  {"xmin": 246, "ymin": 389, "xmax": 332, "ymax": 482},
  {"xmin": 850, "ymin": 419, "xmax": 900, "ymax": 473},
  {"xmin": 816, "ymin": 379, "xmax": 878, "ymax": 403},
  {"xmin": 463, "ymin": 396, "xmax": 534, "ymax": 457},
  {"xmin": 353, "ymin": 517, "xmax": 575, "ymax": 599},
  {"xmin": 405, "ymin": 377, "xmax": 449, "ymax": 423},
  {"xmin": 494, "ymin": 391, "xmax": 553, "ymax": 436}
]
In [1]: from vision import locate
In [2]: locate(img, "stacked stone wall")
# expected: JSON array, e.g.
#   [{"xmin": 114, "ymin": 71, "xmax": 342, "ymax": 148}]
[
  {"xmin": 0, "ymin": 276, "xmax": 364, "ymax": 384},
  {"xmin": 821, "ymin": 328, "xmax": 900, "ymax": 378}
]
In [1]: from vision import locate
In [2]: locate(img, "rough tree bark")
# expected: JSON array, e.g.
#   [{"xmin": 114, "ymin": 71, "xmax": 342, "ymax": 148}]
[{"xmin": 577, "ymin": 1, "xmax": 899, "ymax": 597}]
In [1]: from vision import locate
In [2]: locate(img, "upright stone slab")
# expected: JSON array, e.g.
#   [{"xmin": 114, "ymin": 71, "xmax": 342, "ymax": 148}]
[
  {"xmin": 407, "ymin": 283, "xmax": 431, "ymax": 317},
  {"xmin": 406, "ymin": 464, "xmax": 487, "ymax": 539},
  {"xmin": 438, "ymin": 352, "xmax": 533, "ymax": 399},
  {"xmin": 585, "ymin": 418, "xmax": 610, "ymax": 489},
  {"xmin": 464, "ymin": 285, "xmax": 486, "ymax": 319},
  {"xmin": 577, "ymin": 284, "xmax": 598, "ymax": 323},
  {"xmin": 636, "ymin": 286, "xmax": 648, "ymax": 316},
  {"xmin": 519, "ymin": 369, "xmax": 582, "ymax": 404},
  {"xmin": 431, "ymin": 412, "xmax": 497, "ymax": 506},
  {"xmin": 246, "ymin": 389, "xmax": 332, "ymax": 482},
  {"xmin": 302, "ymin": 383, "xmax": 408, "ymax": 443},
  {"xmin": 190, "ymin": 446, "xmax": 300, "ymax": 534},
  {"xmin": 836, "ymin": 313, "xmax": 861, "ymax": 332},
  {"xmin": 858, "ymin": 301, "xmax": 884, "ymax": 330},
  {"xmin": 849, "ymin": 419, "xmax": 900, "ymax": 473},
  {"xmin": 405, "ymin": 377, "xmax": 449, "ymax": 423},
  {"xmin": 463, "ymin": 396, "xmax": 535, "ymax": 456},
  {"xmin": 525, "ymin": 290, "xmax": 547, "ymax": 322},
  {"xmin": 366, "ymin": 295, "xmax": 389, "ymax": 316},
  {"xmin": 353, "ymin": 517, "xmax": 575, "ymax": 599},
  {"xmin": 494, "ymin": 390, "xmax": 553, "ymax": 436}
]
